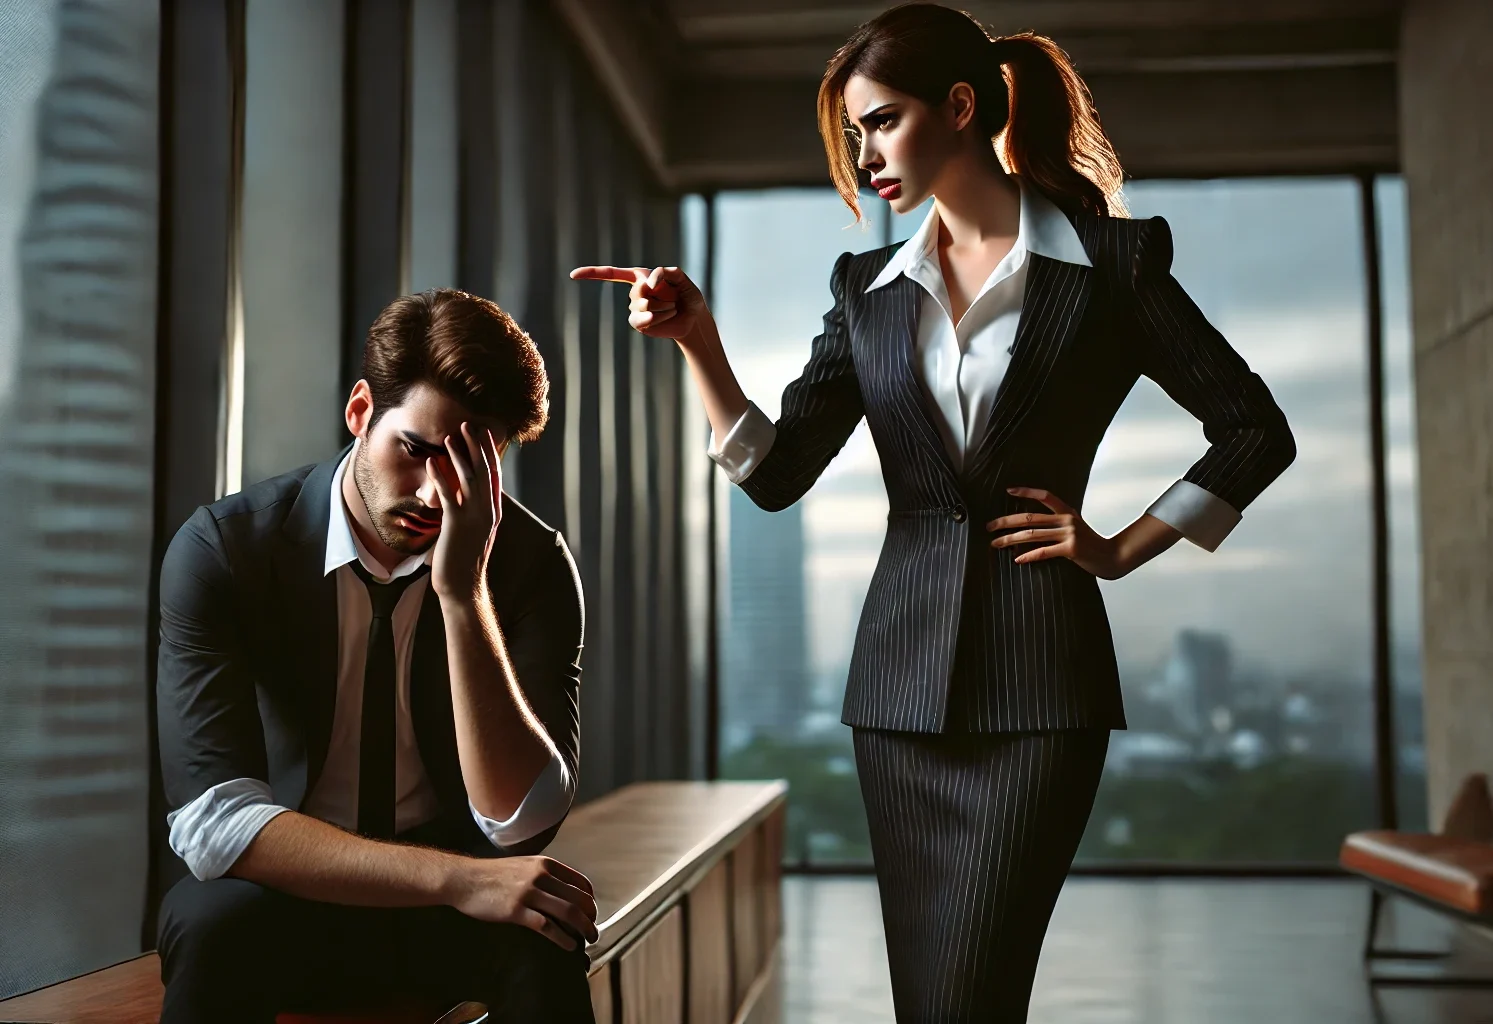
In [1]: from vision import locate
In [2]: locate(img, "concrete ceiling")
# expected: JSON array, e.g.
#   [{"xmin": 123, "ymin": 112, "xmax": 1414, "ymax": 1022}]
[{"xmin": 554, "ymin": 0, "xmax": 1402, "ymax": 190}]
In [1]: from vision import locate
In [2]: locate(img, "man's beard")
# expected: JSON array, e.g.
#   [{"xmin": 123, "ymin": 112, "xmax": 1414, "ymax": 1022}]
[{"xmin": 352, "ymin": 443, "xmax": 437, "ymax": 556}]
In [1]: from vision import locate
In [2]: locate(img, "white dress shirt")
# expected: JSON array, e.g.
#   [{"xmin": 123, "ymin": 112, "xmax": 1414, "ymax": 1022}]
[
  {"xmin": 167, "ymin": 444, "xmax": 574, "ymax": 881},
  {"xmin": 709, "ymin": 177, "xmax": 1242, "ymax": 552}
]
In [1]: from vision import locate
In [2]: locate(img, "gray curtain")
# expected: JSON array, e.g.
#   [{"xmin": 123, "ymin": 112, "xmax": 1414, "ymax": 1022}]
[{"xmin": 485, "ymin": 0, "xmax": 692, "ymax": 799}]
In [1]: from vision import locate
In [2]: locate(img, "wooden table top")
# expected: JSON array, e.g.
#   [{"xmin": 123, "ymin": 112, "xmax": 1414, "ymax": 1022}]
[{"xmin": 546, "ymin": 780, "xmax": 788, "ymax": 962}]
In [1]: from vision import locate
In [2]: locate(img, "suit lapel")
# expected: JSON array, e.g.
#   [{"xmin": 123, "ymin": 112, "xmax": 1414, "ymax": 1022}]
[
  {"xmin": 879, "ymin": 273, "xmax": 959, "ymax": 486},
  {"xmin": 274, "ymin": 450, "xmax": 346, "ymax": 802},
  {"xmin": 965, "ymin": 254, "xmax": 1092, "ymax": 477}
]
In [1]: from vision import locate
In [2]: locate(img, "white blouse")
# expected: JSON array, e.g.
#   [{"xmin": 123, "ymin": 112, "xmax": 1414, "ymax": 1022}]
[{"xmin": 708, "ymin": 178, "xmax": 1242, "ymax": 552}]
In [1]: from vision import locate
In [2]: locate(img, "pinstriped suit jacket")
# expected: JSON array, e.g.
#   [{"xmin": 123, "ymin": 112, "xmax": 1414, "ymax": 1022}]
[{"xmin": 739, "ymin": 213, "xmax": 1297, "ymax": 734}]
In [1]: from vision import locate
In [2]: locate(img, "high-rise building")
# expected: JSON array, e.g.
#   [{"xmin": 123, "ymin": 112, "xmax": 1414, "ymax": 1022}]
[
  {"xmin": 1160, "ymin": 628, "xmax": 1234, "ymax": 735},
  {"xmin": 721, "ymin": 487, "xmax": 810, "ymax": 752}
]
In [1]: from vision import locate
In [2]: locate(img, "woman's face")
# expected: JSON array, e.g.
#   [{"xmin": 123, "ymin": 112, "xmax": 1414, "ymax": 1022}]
[{"xmin": 844, "ymin": 73, "xmax": 975, "ymax": 216}]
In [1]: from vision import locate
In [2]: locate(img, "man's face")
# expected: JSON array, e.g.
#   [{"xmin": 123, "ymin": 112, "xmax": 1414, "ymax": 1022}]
[{"xmin": 349, "ymin": 381, "xmax": 503, "ymax": 557}]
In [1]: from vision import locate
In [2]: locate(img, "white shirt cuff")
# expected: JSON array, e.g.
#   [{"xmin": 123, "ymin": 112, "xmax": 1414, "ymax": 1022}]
[
  {"xmin": 166, "ymin": 778, "xmax": 291, "ymax": 881},
  {"xmin": 707, "ymin": 402, "xmax": 777, "ymax": 484},
  {"xmin": 1145, "ymin": 479, "xmax": 1242, "ymax": 552},
  {"xmin": 468, "ymin": 750, "xmax": 575, "ymax": 849}
]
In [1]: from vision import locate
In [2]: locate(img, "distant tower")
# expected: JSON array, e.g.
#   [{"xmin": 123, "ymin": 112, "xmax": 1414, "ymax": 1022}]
[
  {"xmin": 1162, "ymin": 629, "xmax": 1234, "ymax": 735},
  {"xmin": 720, "ymin": 487, "xmax": 810, "ymax": 752}
]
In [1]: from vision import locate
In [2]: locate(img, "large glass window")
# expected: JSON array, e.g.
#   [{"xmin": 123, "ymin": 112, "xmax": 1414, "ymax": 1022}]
[
  {"xmin": 1078, "ymin": 179, "xmax": 1375, "ymax": 862},
  {"xmin": 710, "ymin": 190, "xmax": 890, "ymax": 863},
  {"xmin": 703, "ymin": 176, "xmax": 1421, "ymax": 866},
  {"xmin": 0, "ymin": 0, "xmax": 160, "ymax": 996}
]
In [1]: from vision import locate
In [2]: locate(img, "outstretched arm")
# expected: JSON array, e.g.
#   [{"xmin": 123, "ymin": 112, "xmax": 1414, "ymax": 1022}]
[
  {"xmin": 569, "ymin": 264, "xmax": 750, "ymax": 442},
  {"xmin": 573, "ymin": 251, "xmax": 866, "ymax": 512}
]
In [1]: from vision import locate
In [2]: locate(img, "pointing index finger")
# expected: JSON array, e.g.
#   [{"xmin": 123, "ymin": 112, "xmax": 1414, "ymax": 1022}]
[{"xmin": 569, "ymin": 265, "xmax": 646, "ymax": 284}]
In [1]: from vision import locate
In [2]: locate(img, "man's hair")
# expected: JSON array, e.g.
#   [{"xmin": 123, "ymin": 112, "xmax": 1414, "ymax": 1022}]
[{"xmin": 362, "ymin": 288, "xmax": 549, "ymax": 443}]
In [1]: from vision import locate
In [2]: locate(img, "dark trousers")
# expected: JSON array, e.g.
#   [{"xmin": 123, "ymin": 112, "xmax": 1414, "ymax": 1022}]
[
  {"xmin": 854, "ymin": 726, "xmax": 1110, "ymax": 1023},
  {"xmin": 156, "ymin": 876, "xmax": 595, "ymax": 1024}
]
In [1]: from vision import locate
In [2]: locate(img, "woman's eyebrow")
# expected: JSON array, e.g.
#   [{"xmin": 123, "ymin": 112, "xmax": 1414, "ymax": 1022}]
[{"xmin": 854, "ymin": 102, "xmax": 896, "ymax": 124}]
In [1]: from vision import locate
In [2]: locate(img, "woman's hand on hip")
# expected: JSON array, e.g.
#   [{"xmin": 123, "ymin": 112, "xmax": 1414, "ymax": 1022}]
[
  {"xmin": 569, "ymin": 264, "xmax": 708, "ymax": 342},
  {"xmin": 987, "ymin": 486, "xmax": 1128, "ymax": 580}
]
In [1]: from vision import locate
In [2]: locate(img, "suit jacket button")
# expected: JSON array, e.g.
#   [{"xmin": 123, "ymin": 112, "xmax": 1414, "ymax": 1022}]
[{"xmin": 951, "ymin": 506, "xmax": 967, "ymax": 523}]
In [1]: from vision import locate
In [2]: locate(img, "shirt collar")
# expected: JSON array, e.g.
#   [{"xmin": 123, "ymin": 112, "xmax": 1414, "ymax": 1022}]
[
  {"xmin": 865, "ymin": 176, "xmax": 1091, "ymax": 293},
  {"xmin": 325, "ymin": 441, "xmax": 431, "ymax": 581}
]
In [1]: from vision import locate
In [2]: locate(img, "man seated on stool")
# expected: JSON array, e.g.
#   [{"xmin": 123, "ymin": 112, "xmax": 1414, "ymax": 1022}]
[{"xmin": 156, "ymin": 289, "xmax": 599, "ymax": 1024}]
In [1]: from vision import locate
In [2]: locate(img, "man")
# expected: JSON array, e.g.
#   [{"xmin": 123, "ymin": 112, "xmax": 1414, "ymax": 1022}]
[{"xmin": 155, "ymin": 289, "xmax": 598, "ymax": 1023}]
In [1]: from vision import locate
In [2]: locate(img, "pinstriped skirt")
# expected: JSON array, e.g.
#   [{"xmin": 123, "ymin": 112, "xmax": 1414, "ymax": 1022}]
[{"xmin": 853, "ymin": 727, "xmax": 1110, "ymax": 1023}]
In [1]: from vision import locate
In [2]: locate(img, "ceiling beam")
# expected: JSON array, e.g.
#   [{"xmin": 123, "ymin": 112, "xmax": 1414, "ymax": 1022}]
[
  {"xmin": 668, "ymin": 0, "xmax": 1401, "ymax": 44},
  {"xmin": 667, "ymin": 63, "xmax": 1399, "ymax": 189},
  {"xmin": 682, "ymin": 18, "xmax": 1397, "ymax": 78},
  {"xmin": 554, "ymin": 1, "xmax": 1403, "ymax": 192},
  {"xmin": 552, "ymin": 0, "xmax": 677, "ymax": 187}
]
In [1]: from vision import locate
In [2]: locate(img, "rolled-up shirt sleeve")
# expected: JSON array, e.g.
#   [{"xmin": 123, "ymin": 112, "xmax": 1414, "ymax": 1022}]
[
  {"xmin": 167, "ymin": 778, "xmax": 290, "ymax": 882},
  {"xmin": 707, "ymin": 402, "xmax": 777, "ymax": 484},
  {"xmin": 1145, "ymin": 478, "xmax": 1242, "ymax": 552},
  {"xmin": 468, "ymin": 749, "xmax": 575, "ymax": 849}
]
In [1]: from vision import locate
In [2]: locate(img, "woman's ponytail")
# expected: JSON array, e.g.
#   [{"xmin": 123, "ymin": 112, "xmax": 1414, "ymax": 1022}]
[
  {"xmin": 818, "ymin": 4, "xmax": 1128, "ymax": 221},
  {"xmin": 989, "ymin": 33, "xmax": 1127, "ymax": 217}
]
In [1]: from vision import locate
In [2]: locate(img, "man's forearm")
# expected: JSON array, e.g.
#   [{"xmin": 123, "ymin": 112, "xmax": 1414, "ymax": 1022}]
[
  {"xmin": 442, "ymin": 595, "xmax": 553, "ymax": 821},
  {"xmin": 226, "ymin": 810, "xmax": 463, "ymax": 907}
]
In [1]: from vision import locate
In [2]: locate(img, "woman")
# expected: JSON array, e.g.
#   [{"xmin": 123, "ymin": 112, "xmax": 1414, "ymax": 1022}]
[{"xmin": 575, "ymin": 3, "xmax": 1296, "ymax": 1020}]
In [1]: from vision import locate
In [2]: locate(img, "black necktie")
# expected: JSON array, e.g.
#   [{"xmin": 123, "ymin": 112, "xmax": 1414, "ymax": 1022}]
[{"xmin": 348, "ymin": 560, "xmax": 429, "ymax": 840}]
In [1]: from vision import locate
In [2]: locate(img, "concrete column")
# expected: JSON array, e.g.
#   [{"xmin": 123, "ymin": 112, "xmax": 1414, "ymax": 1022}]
[{"xmin": 1400, "ymin": 0, "xmax": 1493, "ymax": 827}]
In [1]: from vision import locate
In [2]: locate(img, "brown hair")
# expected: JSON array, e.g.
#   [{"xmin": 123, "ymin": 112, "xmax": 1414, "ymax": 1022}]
[
  {"xmin": 362, "ymin": 288, "xmax": 549, "ymax": 443},
  {"xmin": 817, "ymin": 2, "xmax": 1127, "ymax": 221}
]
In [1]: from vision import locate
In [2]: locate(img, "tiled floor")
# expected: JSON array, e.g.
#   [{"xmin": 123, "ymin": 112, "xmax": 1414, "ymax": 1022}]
[{"xmin": 767, "ymin": 875, "xmax": 1493, "ymax": 1024}]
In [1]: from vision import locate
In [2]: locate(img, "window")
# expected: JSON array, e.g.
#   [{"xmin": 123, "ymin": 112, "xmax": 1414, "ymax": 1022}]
[
  {"xmin": 0, "ymin": 0, "xmax": 160, "ymax": 996},
  {"xmin": 1079, "ymin": 178, "xmax": 1376, "ymax": 862},
  {"xmin": 709, "ymin": 190, "xmax": 890, "ymax": 863},
  {"xmin": 700, "ymin": 176, "xmax": 1421, "ymax": 866}
]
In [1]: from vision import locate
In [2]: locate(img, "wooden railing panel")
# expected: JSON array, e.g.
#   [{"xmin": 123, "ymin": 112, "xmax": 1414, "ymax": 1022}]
[
  {"xmin": 588, "ymin": 961, "xmax": 614, "ymax": 1024},
  {"xmin": 730, "ymin": 825, "xmax": 763, "ymax": 1007},
  {"xmin": 760, "ymin": 803, "xmax": 785, "ymax": 957},
  {"xmin": 686, "ymin": 857, "xmax": 732, "ymax": 1024},
  {"xmin": 618, "ymin": 903, "xmax": 684, "ymax": 1024}
]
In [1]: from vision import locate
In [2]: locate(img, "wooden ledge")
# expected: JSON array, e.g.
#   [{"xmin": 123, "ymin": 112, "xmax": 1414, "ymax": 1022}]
[{"xmin": 547, "ymin": 780, "xmax": 788, "ymax": 968}]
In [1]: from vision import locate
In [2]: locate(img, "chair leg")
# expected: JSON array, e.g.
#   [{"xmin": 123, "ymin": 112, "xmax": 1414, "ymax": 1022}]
[
  {"xmin": 1364, "ymin": 888, "xmax": 1451, "ymax": 962},
  {"xmin": 1363, "ymin": 887, "xmax": 1383, "ymax": 962},
  {"xmin": 1361, "ymin": 887, "xmax": 1493, "ymax": 987}
]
